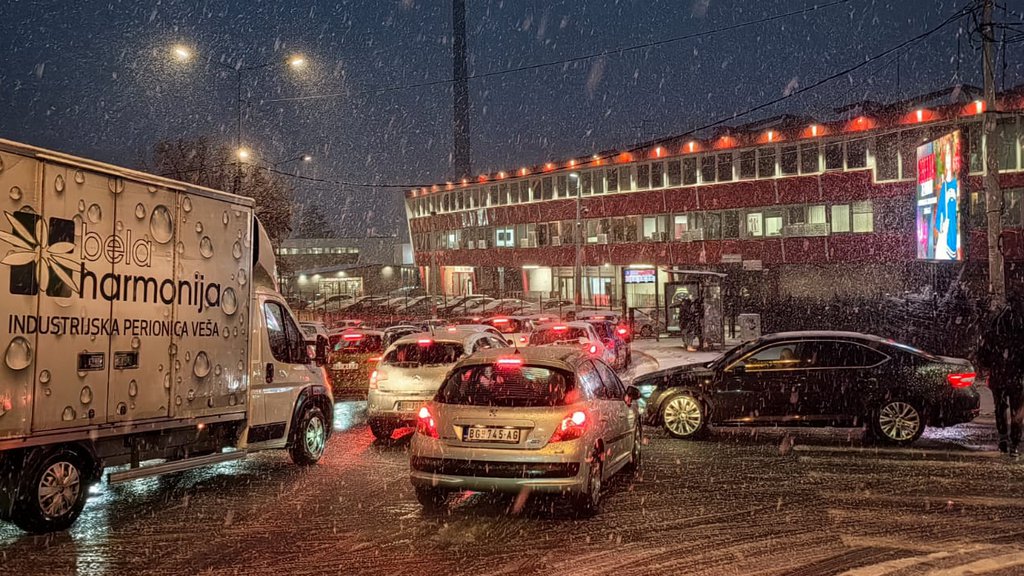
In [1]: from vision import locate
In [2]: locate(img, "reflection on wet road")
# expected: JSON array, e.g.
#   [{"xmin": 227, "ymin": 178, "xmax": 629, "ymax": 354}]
[{"xmin": 3, "ymin": 401, "xmax": 1023, "ymax": 576}]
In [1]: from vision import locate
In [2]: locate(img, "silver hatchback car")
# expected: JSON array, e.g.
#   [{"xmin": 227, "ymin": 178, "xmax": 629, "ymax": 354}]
[
  {"xmin": 367, "ymin": 329, "xmax": 509, "ymax": 439},
  {"xmin": 409, "ymin": 347, "xmax": 642, "ymax": 514}
]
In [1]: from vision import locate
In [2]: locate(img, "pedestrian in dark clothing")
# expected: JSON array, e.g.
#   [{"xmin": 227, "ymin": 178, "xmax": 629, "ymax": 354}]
[
  {"xmin": 677, "ymin": 298, "xmax": 697, "ymax": 351},
  {"xmin": 976, "ymin": 296, "xmax": 1024, "ymax": 456}
]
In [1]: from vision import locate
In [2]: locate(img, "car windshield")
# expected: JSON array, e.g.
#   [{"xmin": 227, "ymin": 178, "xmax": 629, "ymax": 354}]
[
  {"xmin": 382, "ymin": 342, "xmax": 464, "ymax": 367},
  {"xmin": 437, "ymin": 364, "xmax": 576, "ymax": 407},
  {"xmin": 530, "ymin": 328, "xmax": 588, "ymax": 345},
  {"xmin": 709, "ymin": 339, "xmax": 762, "ymax": 369},
  {"xmin": 486, "ymin": 319, "xmax": 524, "ymax": 334},
  {"xmin": 330, "ymin": 334, "xmax": 384, "ymax": 354}
]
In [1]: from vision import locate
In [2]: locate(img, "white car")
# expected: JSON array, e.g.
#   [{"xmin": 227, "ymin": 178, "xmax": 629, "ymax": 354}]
[
  {"xmin": 366, "ymin": 330, "xmax": 509, "ymax": 439},
  {"xmin": 409, "ymin": 347, "xmax": 642, "ymax": 514},
  {"xmin": 311, "ymin": 294, "xmax": 356, "ymax": 311},
  {"xmin": 528, "ymin": 322, "xmax": 617, "ymax": 368}
]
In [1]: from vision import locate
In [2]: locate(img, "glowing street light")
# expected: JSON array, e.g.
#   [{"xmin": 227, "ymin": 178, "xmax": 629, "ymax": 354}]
[
  {"xmin": 236, "ymin": 148, "xmax": 251, "ymax": 161},
  {"xmin": 288, "ymin": 55, "xmax": 307, "ymax": 69},
  {"xmin": 302, "ymin": 154, "xmax": 313, "ymax": 162},
  {"xmin": 171, "ymin": 45, "xmax": 192, "ymax": 62}
]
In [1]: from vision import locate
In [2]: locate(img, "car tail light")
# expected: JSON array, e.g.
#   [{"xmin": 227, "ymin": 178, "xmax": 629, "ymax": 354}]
[
  {"xmin": 553, "ymin": 325, "xmax": 568, "ymax": 331},
  {"xmin": 948, "ymin": 372, "xmax": 976, "ymax": 388},
  {"xmin": 586, "ymin": 344, "xmax": 598, "ymax": 355},
  {"xmin": 496, "ymin": 357, "xmax": 523, "ymax": 367},
  {"xmin": 616, "ymin": 326, "xmax": 628, "ymax": 336},
  {"xmin": 549, "ymin": 411, "xmax": 587, "ymax": 443},
  {"xmin": 492, "ymin": 318, "xmax": 509, "ymax": 324},
  {"xmin": 369, "ymin": 369, "xmax": 388, "ymax": 389},
  {"xmin": 519, "ymin": 336, "xmax": 528, "ymax": 344},
  {"xmin": 367, "ymin": 356, "xmax": 382, "ymax": 363},
  {"xmin": 417, "ymin": 338, "xmax": 433, "ymax": 346},
  {"xmin": 342, "ymin": 333, "xmax": 363, "ymax": 341},
  {"xmin": 417, "ymin": 406, "xmax": 439, "ymax": 438}
]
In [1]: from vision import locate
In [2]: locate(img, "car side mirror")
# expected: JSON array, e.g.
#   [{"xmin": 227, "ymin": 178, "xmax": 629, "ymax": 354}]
[{"xmin": 624, "ymin": 385, "xmax": 641, "ymax": 406}]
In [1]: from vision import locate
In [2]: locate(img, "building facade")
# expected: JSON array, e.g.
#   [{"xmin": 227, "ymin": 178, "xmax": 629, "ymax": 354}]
[
  {"xmin": 406, "ymin": 86, "xmax": 1024, "ymax": 312},
  {"xmin": 275, "ymin": 237, "xmax": 416, "ymax": 303}
]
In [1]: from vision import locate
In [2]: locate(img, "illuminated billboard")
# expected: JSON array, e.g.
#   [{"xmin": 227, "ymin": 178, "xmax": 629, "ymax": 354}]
[
  {"xmin": 624, "ymin": 268, "xmax": 656, "ymax": 284},
  {"xmin": 916, "ymin": 130, "xmax": 963, "ymax": 261}
]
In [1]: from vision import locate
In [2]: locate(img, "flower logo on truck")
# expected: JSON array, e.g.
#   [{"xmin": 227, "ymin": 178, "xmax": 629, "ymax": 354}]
[{"xmin": 0, "ymin": 211, "xmax": 80, "ymax": 296}]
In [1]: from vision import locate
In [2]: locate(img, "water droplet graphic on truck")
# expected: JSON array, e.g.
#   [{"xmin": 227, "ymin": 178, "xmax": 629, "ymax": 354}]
[
  {"xmin": 193, "ymin": 352, "xmax": 211, "ymax": 378},
  {"xmin": 199, "ymin": 236, "xmax": 214, "ymax": 258},
  {"xmin": 222, "ymin": 211, "xmax": 229, "ymax": 225},
  {"xmin": 134, "ymin": 203, "xmax": 146, "ymax": 219},
  {"xmin": 55, "ymin": 174, "xmax": 65, "ymax": 193},
  {"xmin": 5, "ymin": 337, "xmax": 32, "ymax": 371},
  {"xmin": 87, "ymin": 203, "xmax": 102, "ymax": 223},
  {"xmin": 77, "ymin": 199, "xmax": 85, "ymax": 212},
  {"xmin": 108, "ymin": 177, "xmax": 125, "ymax": 194},
  {"xmin": 80, "ymin": 386, "xmax": 92, "ymax": 404},
  {"xmin": 130, "ymin": 336, "xmax": 140, "ymax": 349},
  {"xmin": 128, "ymin": 380, "xmax": 138, "ymax": 397},
  {"xmin": 61, "ymin": 406, "xmax": 76, "ymax": 421},
  {"xmin": 195, "ymin": 221, "xmax": 203, "ymax": 234},
  {"xmin": 74, "ymin": 170, "xmax": 85, "ymax": 184},
  {"xmin": 237, "ymin": 269, "xmax": 247, "ymax": 286},
  {"xmin": 150, "ymin": 205, "xmax": 174, "ymax": 244},
  {"xmin": 182, "ymin": 196, "xmax": 192, "ymax": 213},
  {"xmin": 221, "ymin": 287, "xmax": 238, "ymax": 315},
  {"xmin": 9, "ymin": 186, "xmax": 21, "ymax": 200},
  {"xmin": 39, "ymin": 369, "xmax": 51, "ymax": 384},
  {"xmin": 232, "ymin": 241, "xmax": 242, "ymax": 259}
]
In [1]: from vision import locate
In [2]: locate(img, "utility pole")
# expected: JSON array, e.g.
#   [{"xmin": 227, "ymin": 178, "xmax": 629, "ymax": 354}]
[
  {"xmin": 982, "ymin": 0, "xmax": 1006, "ymax": 306},
  {"xmin": 573, "ymin": 174, "xmax": 583, "ymax": 309},
  {"xmin": 452, "ymin": 0, "xmax": 471, "ymax": 178}
]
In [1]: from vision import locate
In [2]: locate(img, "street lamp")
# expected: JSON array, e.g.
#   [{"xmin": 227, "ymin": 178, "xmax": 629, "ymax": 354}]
[
  {"xmin": 236, "ymin": 147, "xmax": 251, "ymax": 161},
  {"xmin": 272, "ymin": 154, "xmax": 313, "ymax": 169},
  {"xmin": 171, "ymin": 45, "xmax": 192, "ymax": 62}
]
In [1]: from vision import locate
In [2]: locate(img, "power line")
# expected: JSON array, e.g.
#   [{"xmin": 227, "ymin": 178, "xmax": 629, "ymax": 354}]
[
  {"xmin": 268, "ymin": 2, "xmax": 975, "ymax": 190},
  {"xmin": 265, "ymin": 0, "xmax": 857, "ymax": 103}
]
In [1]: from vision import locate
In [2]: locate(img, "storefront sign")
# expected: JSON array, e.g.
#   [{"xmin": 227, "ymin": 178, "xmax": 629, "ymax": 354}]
[{"xmin": 624, "ymin": 268, "xmax": 656, "ymax": 284}]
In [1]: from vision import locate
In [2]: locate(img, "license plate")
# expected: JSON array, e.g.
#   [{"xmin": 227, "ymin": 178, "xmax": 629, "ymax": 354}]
[
  {"xmin": 396, "ymin": 401, "xmax": 421, "ymax": 412},
  {"xmin": 463, "ymin": 427, "xmax": 521, "ymax": 443},
  {"xmin": 332, "ymin": 362, "xmax": 358, "ymax": 371}
]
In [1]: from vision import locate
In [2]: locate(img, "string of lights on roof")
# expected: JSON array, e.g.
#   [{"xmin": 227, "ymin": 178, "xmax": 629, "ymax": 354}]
[{"xmin": 411, "ymin": 98, "xmax": 993, "ymax": 197}]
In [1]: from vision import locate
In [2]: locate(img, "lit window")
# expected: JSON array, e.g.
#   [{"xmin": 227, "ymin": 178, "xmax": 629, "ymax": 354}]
[
  {"xmin": 808, "ymin": 205, "xmax": 827, "ymax": 225},
  {"xmin": 746, "ymin": 212, "xmax": 763, "ymax": 237},
  {"xmin": 831, "ymin": 205, "xmax": 850, "ymax": 233},
  {"xmin": 852, "ymin": 201, "xmax": 874, "ymax": 232},
  {"xmin": 765, "ymin": 213, "xmax": 783, "ymax": 237}
]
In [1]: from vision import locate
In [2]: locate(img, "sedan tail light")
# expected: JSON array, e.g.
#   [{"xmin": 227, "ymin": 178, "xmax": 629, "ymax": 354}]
[
  {"xmin": 585, "ymin": 343, "xmax": 598, "ymax": 355},
  {"xmin": 417, "ymin": 406, "xmax": 439, "ymax": 438},
  {"xmin": 369, "ymin": 369, "xmax": 388, "ymax": 389},
  {"xmin": 948, "ymin": 372, "xmax": 976, "ymax": 388},
  {"xmin": 549, "ymin": 410, "xmax": 587, "ymax": 443}
]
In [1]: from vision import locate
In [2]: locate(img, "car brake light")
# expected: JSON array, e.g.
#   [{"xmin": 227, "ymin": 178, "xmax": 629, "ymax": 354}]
[
  {"xmin": 369, "ymin": 369, "xmax": 388, "ymax": 389},
  {"xmin": 446, "ymin": 326, "xmax": 458, "ymax": 332},
  {"xmin": 519, "ymin": 336, "xmax": 528, "ymax": 344},
  {"xmin": 592, "ymin": 315, "xmax": 606, "ymax": 320},
  {"xmin": 342, "ymin": 333, "xmax": 363, "ymax": 341},
  {"xmin": 948, "ymin": 372, "xmax": 976, "ymax": 388},
  {"xmin": 550, "ymin": 411, "xmax": 587, "ymax": 443},
  {"xmin": 496, "ymin": 357, "xmax": 523, "ymax": 367},
  {"xmin": 553, "ymin": 325, "xmax": 568, "ymax": 331},
  {"xmin": 367, "ymin": 356, "xmax": 382, "ymax": 363},
  {"xmin": 492, "ymin": 318, "xmax": 509, "ymax": 324},
  {"xmin": 586, "ymin": 344, "xmax": 598, "ymax": 355},
  {"xmin": 417, "ymin": 406, "xmax": 439, "ymax": 438},
  {"xmin": 417, "ymin": 338, "xmax": 433, "ymax": 346},
  {"xmin": 616, "ymin": 327, "xmax": 628, "ymax": 336}
]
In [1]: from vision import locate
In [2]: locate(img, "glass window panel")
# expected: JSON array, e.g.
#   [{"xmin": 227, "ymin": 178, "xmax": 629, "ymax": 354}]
[
  {"xmin": 642, "ymin": 217, "xmax": 657, "ymax": 241},
  {"xmin": 667, "ymin": 160, "xmax": 682, "ymax": 186},
  {"xmin": 800, "ymin": 143, "xmax": 820, "ymax": 174},
  {"xmin": 781, "ymin": 146, "xmax": 798, "ymax": 175},
  {"xmin": 831, "ymin": 205, "xmax": 850, "ymax": 233},
  {"xmin": 739, "ymin": 150, "xmax": 756, "ymax": 179},
  {"xmin": 808, "ymin": 205, "xmax": 827, "ymax": 224},
  {"xmin": 581, "ymin": 171, "xmax": 593, "ymax": 196},
  {"xmin": 566, "ymin": 174, "xmax": 579, "ymax": 197},
  {"xmin": 619, "ymin": 165, "xmax": 633, "ymax": 191},
  {"xmin": 556, "ymin": 175, "xmax": 568, "ymax": 198},
  {"xmin": 966, "ymin": 122, "xmax": 984, "ymax": 174},
  {"xmin": 758, "ymin": 147, "xmax": 776, "ymax": 178},
  {"xmin": 825, "ymin": 142, "xmax": 843, "ymax": 170},
  {"xmin": 717, "ymin": 153, "xmax": 734, "ymax": 181},
  {"xmin": 606, "ymin": 168, "xmax": 619, "ymax": 192},
  {"xmin": 746, "ymin": 212, "xmax": 764, "ymax": 237},
  {"xmin": 765, "ymin": 214, "xmax": 783, "ymax": 236},
  {"xmin": 651, "ymin": 162, "xmax": 664, "ymax": 188},
  {"xmin": 722, "ymin": 210, "xmax": 740, "ymax": 238},
  {"xmin": 788, "ymin": 206, "xmax": 806, "ymax": 224},
  {"xmin": 847, "ymin": 139, "xmax": 867, "ymax": 169},
  {"xmin": 997, "ymin": 118, "xmax": 1019, "ymax": 171},
  {"xmin": 1004, "ymin": 188, "xmax": 1023, "ymax": 227},
  {"xmin": 852, "ymin": 201, "xmax": 874, "ymax": 232},
  {"xmin": 636, "ymin": 164, "xmax": 650, "ymax": 190},
  {"xmin": 682, "ymin": 157, "xmax": 698, "ymax": 185},
  {"xmin": 542, "ymin": 177, "xmax": 554, "ymax": 200},
  {"xmin": 700, "ymin": 155, "xmax": 716, "ymax": 183},
  {"xmin": 705, "ymin": 213, "xmax": 722, "ymax": 239}
]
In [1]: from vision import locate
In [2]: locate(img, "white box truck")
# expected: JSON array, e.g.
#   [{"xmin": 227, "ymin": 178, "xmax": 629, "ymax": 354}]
[{"xmin": 0, "ymin": 139, "xmax": 334, "ymax": 533}]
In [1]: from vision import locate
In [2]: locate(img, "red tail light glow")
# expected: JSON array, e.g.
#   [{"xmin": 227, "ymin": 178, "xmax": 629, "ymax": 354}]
[
  {"xmin": 592, "ymin": 315, "xmax": 606, "ymax": 320},
  {"xmin": 587, "ymin": 344, "xmax": 598, "ymax": 355},
  {"xmin": 616, "ymin": 327, "xmax": 628, "ymax": 336},
  {"xmin": 550, "ymin": 410, "xmax": 587, "ymax": 443},
  {"xmin": 492, "ymin": 318, "xmax": 509, "ymax": 324},
  {"xmin": 496, "ymin": 357, "xmax": 523, "ymax": 367},
  {"xmin": 367, "ymin": 356, "xmax": 382, "ymax": 363},
  {"xmin": 553, "ymin": 325, "xmax": 568, "ymax": 331},
  {"xmin": 948, "ymin": 372, "xmax": 976, "ymax": 388},
  {"xmin": 417, "ymin": 338, "xmax": 433, "ymax": 346},
  {"xmin": 519, "ymin": 336, "xmax": 528, "ymax": 344},
  {"xmin": 342, "ymin": 333, "xmax": 363, "ymax": 341},
  {"xmin": 417, "ymin": 406, "xmax": 439, "ymax": 438}
]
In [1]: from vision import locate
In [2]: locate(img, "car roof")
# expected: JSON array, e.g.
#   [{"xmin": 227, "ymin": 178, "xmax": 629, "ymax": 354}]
[
  {"xmin": 534, "ymin": 321, "xmax": 593, "ymax": 331},
  {"xmin": 333, "ymin": 328, "xmax": 384, "ymax": 337},
  {"xmin": 759, "ymin": 331, "xmax": 887, "ymax": 344},
  {"xmin": 456, "ymin": 346, "xmax": 586, "ymax": 372},
  {"xmin": 390, "ymin": 330, "xmax": 482, "ymax": 347}
]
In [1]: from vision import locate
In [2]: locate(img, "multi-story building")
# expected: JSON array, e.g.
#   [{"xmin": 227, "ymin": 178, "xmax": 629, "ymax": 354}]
[
  {"xmin": 406, "ymin": 85, "xmax": 1024, "ymax": 315},
  {"xmin": 275, "ymin": 236, "xmax": 417, "ymax": 303}
]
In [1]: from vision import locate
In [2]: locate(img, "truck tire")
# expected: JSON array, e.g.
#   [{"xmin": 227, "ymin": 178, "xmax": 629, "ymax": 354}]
[
  {"xmin": 12, "ymin": 447, "xmax": 92, "ymax": 533},
  {"xmin": 289, "ymin": 406, "xmax": 328, "ymax": 465}
]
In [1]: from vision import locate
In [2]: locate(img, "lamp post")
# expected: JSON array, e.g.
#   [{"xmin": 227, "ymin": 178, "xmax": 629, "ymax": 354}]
[{"xmin": 570, "ymin": 172, "xmax": 582, "ymax": 310}]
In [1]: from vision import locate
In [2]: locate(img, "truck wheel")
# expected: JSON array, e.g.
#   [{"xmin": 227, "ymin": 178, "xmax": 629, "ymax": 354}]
[
  {"xmin": 289, "ymin": 406, "xmax": 328, "ymax": 465},
  {"xmin": 12, "ymin": 447, "xmax": 91, "ymax": 533}
]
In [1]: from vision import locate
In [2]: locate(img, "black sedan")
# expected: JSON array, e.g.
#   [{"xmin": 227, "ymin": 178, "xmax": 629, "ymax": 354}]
[{"xmin": 636, "ymin": 331, "xmax": 980, "ymax": 445}]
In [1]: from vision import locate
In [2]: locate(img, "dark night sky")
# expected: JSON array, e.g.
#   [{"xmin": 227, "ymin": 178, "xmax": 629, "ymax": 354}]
[{"xmin": 1, "ymin": 0, "xmax": 1021, "ymax": 238}]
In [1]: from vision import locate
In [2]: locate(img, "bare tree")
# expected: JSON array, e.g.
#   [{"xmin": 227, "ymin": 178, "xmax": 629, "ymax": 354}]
[{"xmin": 148, "ymin": 137, "xmax": 294, "ymax": 243}]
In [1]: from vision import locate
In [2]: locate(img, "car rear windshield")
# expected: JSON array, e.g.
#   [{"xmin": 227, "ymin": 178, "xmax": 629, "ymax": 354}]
[
  {"xmin": 382, "ymin": 342, "xmax": 464, "ymax": 367},
  {"xmin": 530, "ymin": 328, "xmax": 587, "ymax": 345},
  {"xmin": 487, "ymin": 319, "xmax": 524, "ymax": 334},
  {"xmin": 330, "ymin": 334, "xmax": 384, "ymax": 354},
  {"xmin": 437, "ymin": 364, "xmax": 576, "ymax": 407},
  {"xmin": 589, "ymin": 323, "xmax": 612, "ymax": 339}
]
